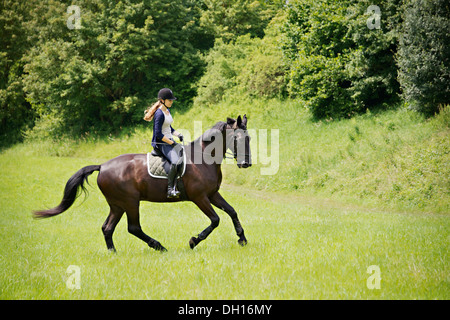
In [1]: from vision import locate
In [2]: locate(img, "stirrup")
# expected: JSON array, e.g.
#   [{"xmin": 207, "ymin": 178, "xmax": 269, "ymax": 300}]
[{"xmin": 167, "ymin": 189, "xmax": 180, "ymax": 199}]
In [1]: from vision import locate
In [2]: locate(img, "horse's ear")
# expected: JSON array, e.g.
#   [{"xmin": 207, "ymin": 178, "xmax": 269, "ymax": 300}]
[
  {"xmin": 237, "ymin": 115, "xmax": 242, "ymax": 128},
  {"xmin": 227, "ymin": 117, "xmax": 236, "ymax": 126},
  {"xmin": 242, "ymin": 114, "xmax": 247, "ymax": 127}
]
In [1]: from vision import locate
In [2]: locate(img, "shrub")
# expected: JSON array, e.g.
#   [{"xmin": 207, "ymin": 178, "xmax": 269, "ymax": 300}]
[
  {"xmin": 283, "ymin": 0, "xmax": 402, "ymax": 119},
  {"xmin": 194, "ymin": 15, "xmax": 287, "ymax": 106}
]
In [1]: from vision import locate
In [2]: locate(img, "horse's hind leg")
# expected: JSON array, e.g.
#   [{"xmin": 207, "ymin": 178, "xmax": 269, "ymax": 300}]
[
  {"xmin": 102, "ymin": 203, "xmax": 124, "ymax": 252},
  {"xmin": 125, "ymin": 200, "xmax": 167, "ymax": 252}
]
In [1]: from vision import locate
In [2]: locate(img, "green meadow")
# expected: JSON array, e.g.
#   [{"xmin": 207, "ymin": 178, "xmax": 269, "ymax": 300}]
[{"xmin": 0, "ymin": 99, "xmax": 449, "ymax": 299}]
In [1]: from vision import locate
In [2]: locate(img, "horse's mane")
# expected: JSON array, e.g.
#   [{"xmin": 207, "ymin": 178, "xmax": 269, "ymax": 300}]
[{"xmin": 192, "ymin": 121, "xmax": 228, "ymax": 145}]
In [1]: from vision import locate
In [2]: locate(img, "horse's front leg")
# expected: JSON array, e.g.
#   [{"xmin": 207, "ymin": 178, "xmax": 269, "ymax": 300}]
[
  {"xmin": 189, "ymin": 196, "xmax": 220, "ymax": 249},
  {"xmin": 209, "ymin": 191, "xmax": 247, "ymax": 246}
]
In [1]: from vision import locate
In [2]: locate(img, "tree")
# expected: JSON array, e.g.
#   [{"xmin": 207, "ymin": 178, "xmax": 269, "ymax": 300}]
[
  {"xmin": 282, "ymin": 0, "xmax": 403, "ymax": 119},
  {"xmin": 0, "ymin": 0, "xmax": 39, "ymax": 146},
  {"xmin": 194, "ymin": 12, "xmax": 287, "ymax": 106},
  {"xmin": 397, "ymin": 0, "xmax": 450, "ymax": 115},
  {"xmin": 21, "ymin": 0, "xmax": 205, "ymax": 137},
  {"xmin": 198, "ymin": 0, "xmax": 283, "ymax": 43}
]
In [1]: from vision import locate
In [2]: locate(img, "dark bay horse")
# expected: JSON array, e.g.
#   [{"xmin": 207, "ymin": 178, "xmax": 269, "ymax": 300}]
[{"xmin": 33, "ymin": 115, "xmax": 251, "ymax": 252}]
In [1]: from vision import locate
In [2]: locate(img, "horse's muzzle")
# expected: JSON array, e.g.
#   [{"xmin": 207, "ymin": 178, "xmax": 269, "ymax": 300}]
[{"xmin": 238, "ymin": 161, "xmax": 252, "ymax": 169}]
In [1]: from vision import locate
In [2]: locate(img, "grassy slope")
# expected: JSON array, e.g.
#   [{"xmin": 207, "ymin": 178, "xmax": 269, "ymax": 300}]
[{"xmin": 9, "ymin": 98, "xmax": 449, "ymax": 213}]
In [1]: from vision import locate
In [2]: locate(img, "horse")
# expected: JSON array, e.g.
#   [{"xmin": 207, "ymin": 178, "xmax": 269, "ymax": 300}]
[{"xmin": 33, "ymin": 115, "xmax": 251, "ymax": 252}]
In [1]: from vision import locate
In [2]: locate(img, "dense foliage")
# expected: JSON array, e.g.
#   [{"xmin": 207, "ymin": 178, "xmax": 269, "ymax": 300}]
[
  {"xmin": 21, "ymin": 0, "xmax": 206, "ymax": 137},
  {"xmin": 198, "ymin": 0, "xmax": 283, "ymax": 42},
  {"xmin": 0, "ymin": 0, "xmax": 448, "ymax": 145},
  {"xmin": 282, "ymin": 0, "xmax": 403, "ymax": 119},
  {"xmin": 0, "ymin": 0, "xmax": 36, "ymax": 144},
  {"xmin": 194, "ymin": 13, "xmax": 287, "ymax": 106},
  {"xmin": 397, "ymin": 0, "xmax": 450, "ymax": 115}
]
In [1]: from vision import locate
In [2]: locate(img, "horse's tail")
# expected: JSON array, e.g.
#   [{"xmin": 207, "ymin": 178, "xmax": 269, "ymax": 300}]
[{"xmin": 33, "ymin": 165, "xmax": 101, "ymax": 219}]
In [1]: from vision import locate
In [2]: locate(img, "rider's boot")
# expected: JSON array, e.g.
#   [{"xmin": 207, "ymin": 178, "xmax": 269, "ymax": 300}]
[{"xmin": 167, "ymin": 163, "xmax": 180, "ymax": 199}]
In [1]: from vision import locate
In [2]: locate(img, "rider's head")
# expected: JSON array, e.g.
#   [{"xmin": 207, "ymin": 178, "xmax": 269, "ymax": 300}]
[{"xmin": 158, "ymin": 88, "xmax": 177, "ymax": 108}]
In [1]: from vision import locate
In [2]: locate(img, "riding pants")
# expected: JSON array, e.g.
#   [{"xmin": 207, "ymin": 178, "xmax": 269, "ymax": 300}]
[{"xmin": 157, "ymin": 142, "xmax": 183, "ymax": 165}]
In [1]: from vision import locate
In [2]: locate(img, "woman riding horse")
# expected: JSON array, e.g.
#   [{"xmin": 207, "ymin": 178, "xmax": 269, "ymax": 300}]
[{"xmin": 33, "ymin": 113, "xmax": 252, "ymax": 252}]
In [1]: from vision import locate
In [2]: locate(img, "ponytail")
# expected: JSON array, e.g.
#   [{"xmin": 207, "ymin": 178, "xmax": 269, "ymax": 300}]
[{"xmin": 144, "ymin": 100, "xmax": 163, "ymax": 121}]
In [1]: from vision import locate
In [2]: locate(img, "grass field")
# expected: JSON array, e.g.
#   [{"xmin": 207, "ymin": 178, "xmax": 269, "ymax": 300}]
[
  {"xmin": 0, "ymin": 152, "xmax": 448, "ymax": 299},
  {"xmin": 1, "ymin": 100, "xmax": 448, "ymax": 299}
]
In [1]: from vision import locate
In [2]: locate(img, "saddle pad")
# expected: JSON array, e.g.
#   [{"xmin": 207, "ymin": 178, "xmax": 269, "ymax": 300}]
[{"xmin": 146, "ymin": 148, "xmax": 187, "ymax": 180}]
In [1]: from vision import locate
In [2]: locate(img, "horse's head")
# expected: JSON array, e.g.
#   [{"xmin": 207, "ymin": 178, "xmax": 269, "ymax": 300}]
[{"xmin": 226, "ymin": 115, "xmax": 252, "ymax": 169}]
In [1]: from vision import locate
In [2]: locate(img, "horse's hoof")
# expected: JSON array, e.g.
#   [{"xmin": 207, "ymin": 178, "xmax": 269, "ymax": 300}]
[
  {"xmin": 155, "ymin": 243, "xmax": 168, "ymax": 252},
  {"xmin": 157, "ymin": 246, "xmax": 168, "ymax": 252},
  {"xmin": 189, "ymin": 237, "xmax": 198, "ymax": 249},
  {"xmin": 238, "ymin": 238, "xmax": 248, "ymax": 246},
  {"xmin": 149, "ymin": 240, "xmax": 167, "ymax": 252}
]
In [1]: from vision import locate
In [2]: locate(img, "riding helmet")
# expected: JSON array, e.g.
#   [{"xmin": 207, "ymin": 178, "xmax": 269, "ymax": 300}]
[{"xmin": 158, "ymin": 88, "xmax": 177, "ymax": 101}]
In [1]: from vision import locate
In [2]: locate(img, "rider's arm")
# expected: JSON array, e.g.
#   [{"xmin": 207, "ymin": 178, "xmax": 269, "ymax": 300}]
[
  {"xmin": 172, "ymin": 130, "xmax": 181, "ymax": 138},
  {"xmin": 171, "ymin": 127, "xmax": 183, "ymax": 143},
  {"xmin": 153, "ymin": 109, "xmax": 165, "ymax": 141}
]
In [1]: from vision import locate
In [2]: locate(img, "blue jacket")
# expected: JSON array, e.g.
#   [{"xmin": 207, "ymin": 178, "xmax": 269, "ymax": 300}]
[{"xmin": 152, "ymin": 108, "xmax": 175, "ymax": 148}]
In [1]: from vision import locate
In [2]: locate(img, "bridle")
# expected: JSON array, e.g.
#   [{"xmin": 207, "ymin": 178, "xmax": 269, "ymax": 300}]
[{"xmin": 224, "ymin": 127, "xmax": 250, "ymax": 162}]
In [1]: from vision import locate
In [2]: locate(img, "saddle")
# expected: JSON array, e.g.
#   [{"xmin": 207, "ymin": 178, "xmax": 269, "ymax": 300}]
[{"xmin": 147, "ymin": 146, "xmax": 186, "ymax": 180}]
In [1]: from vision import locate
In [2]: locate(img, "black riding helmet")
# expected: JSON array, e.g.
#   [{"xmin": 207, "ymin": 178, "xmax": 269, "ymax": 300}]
[{"xmin": 158, "ymin": 88, "xmax": 177, "ymax": 101}]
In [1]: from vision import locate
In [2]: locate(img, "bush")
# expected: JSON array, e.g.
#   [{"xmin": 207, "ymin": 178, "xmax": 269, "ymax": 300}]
[
  {"xmin": 238, "ymin": 14, "xmax": 288, "ymax": 98},
  {"xmin": 283, "ymin": 0, "xmax": 402, "ymax": 119},
  {"xmin": 194, "ymin": 38, "xmax": 243, "ymax": 106},
  {"xmin": 397, "ymin": 0, "xmax": 450, "ymax": 115},
  {"xmin": 199, "ymin": 0, "xmax": 282, "ymax": 43},
  {"xmin": 194, "ymin": 14, "xmax": 287, "ymax": 106}
]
